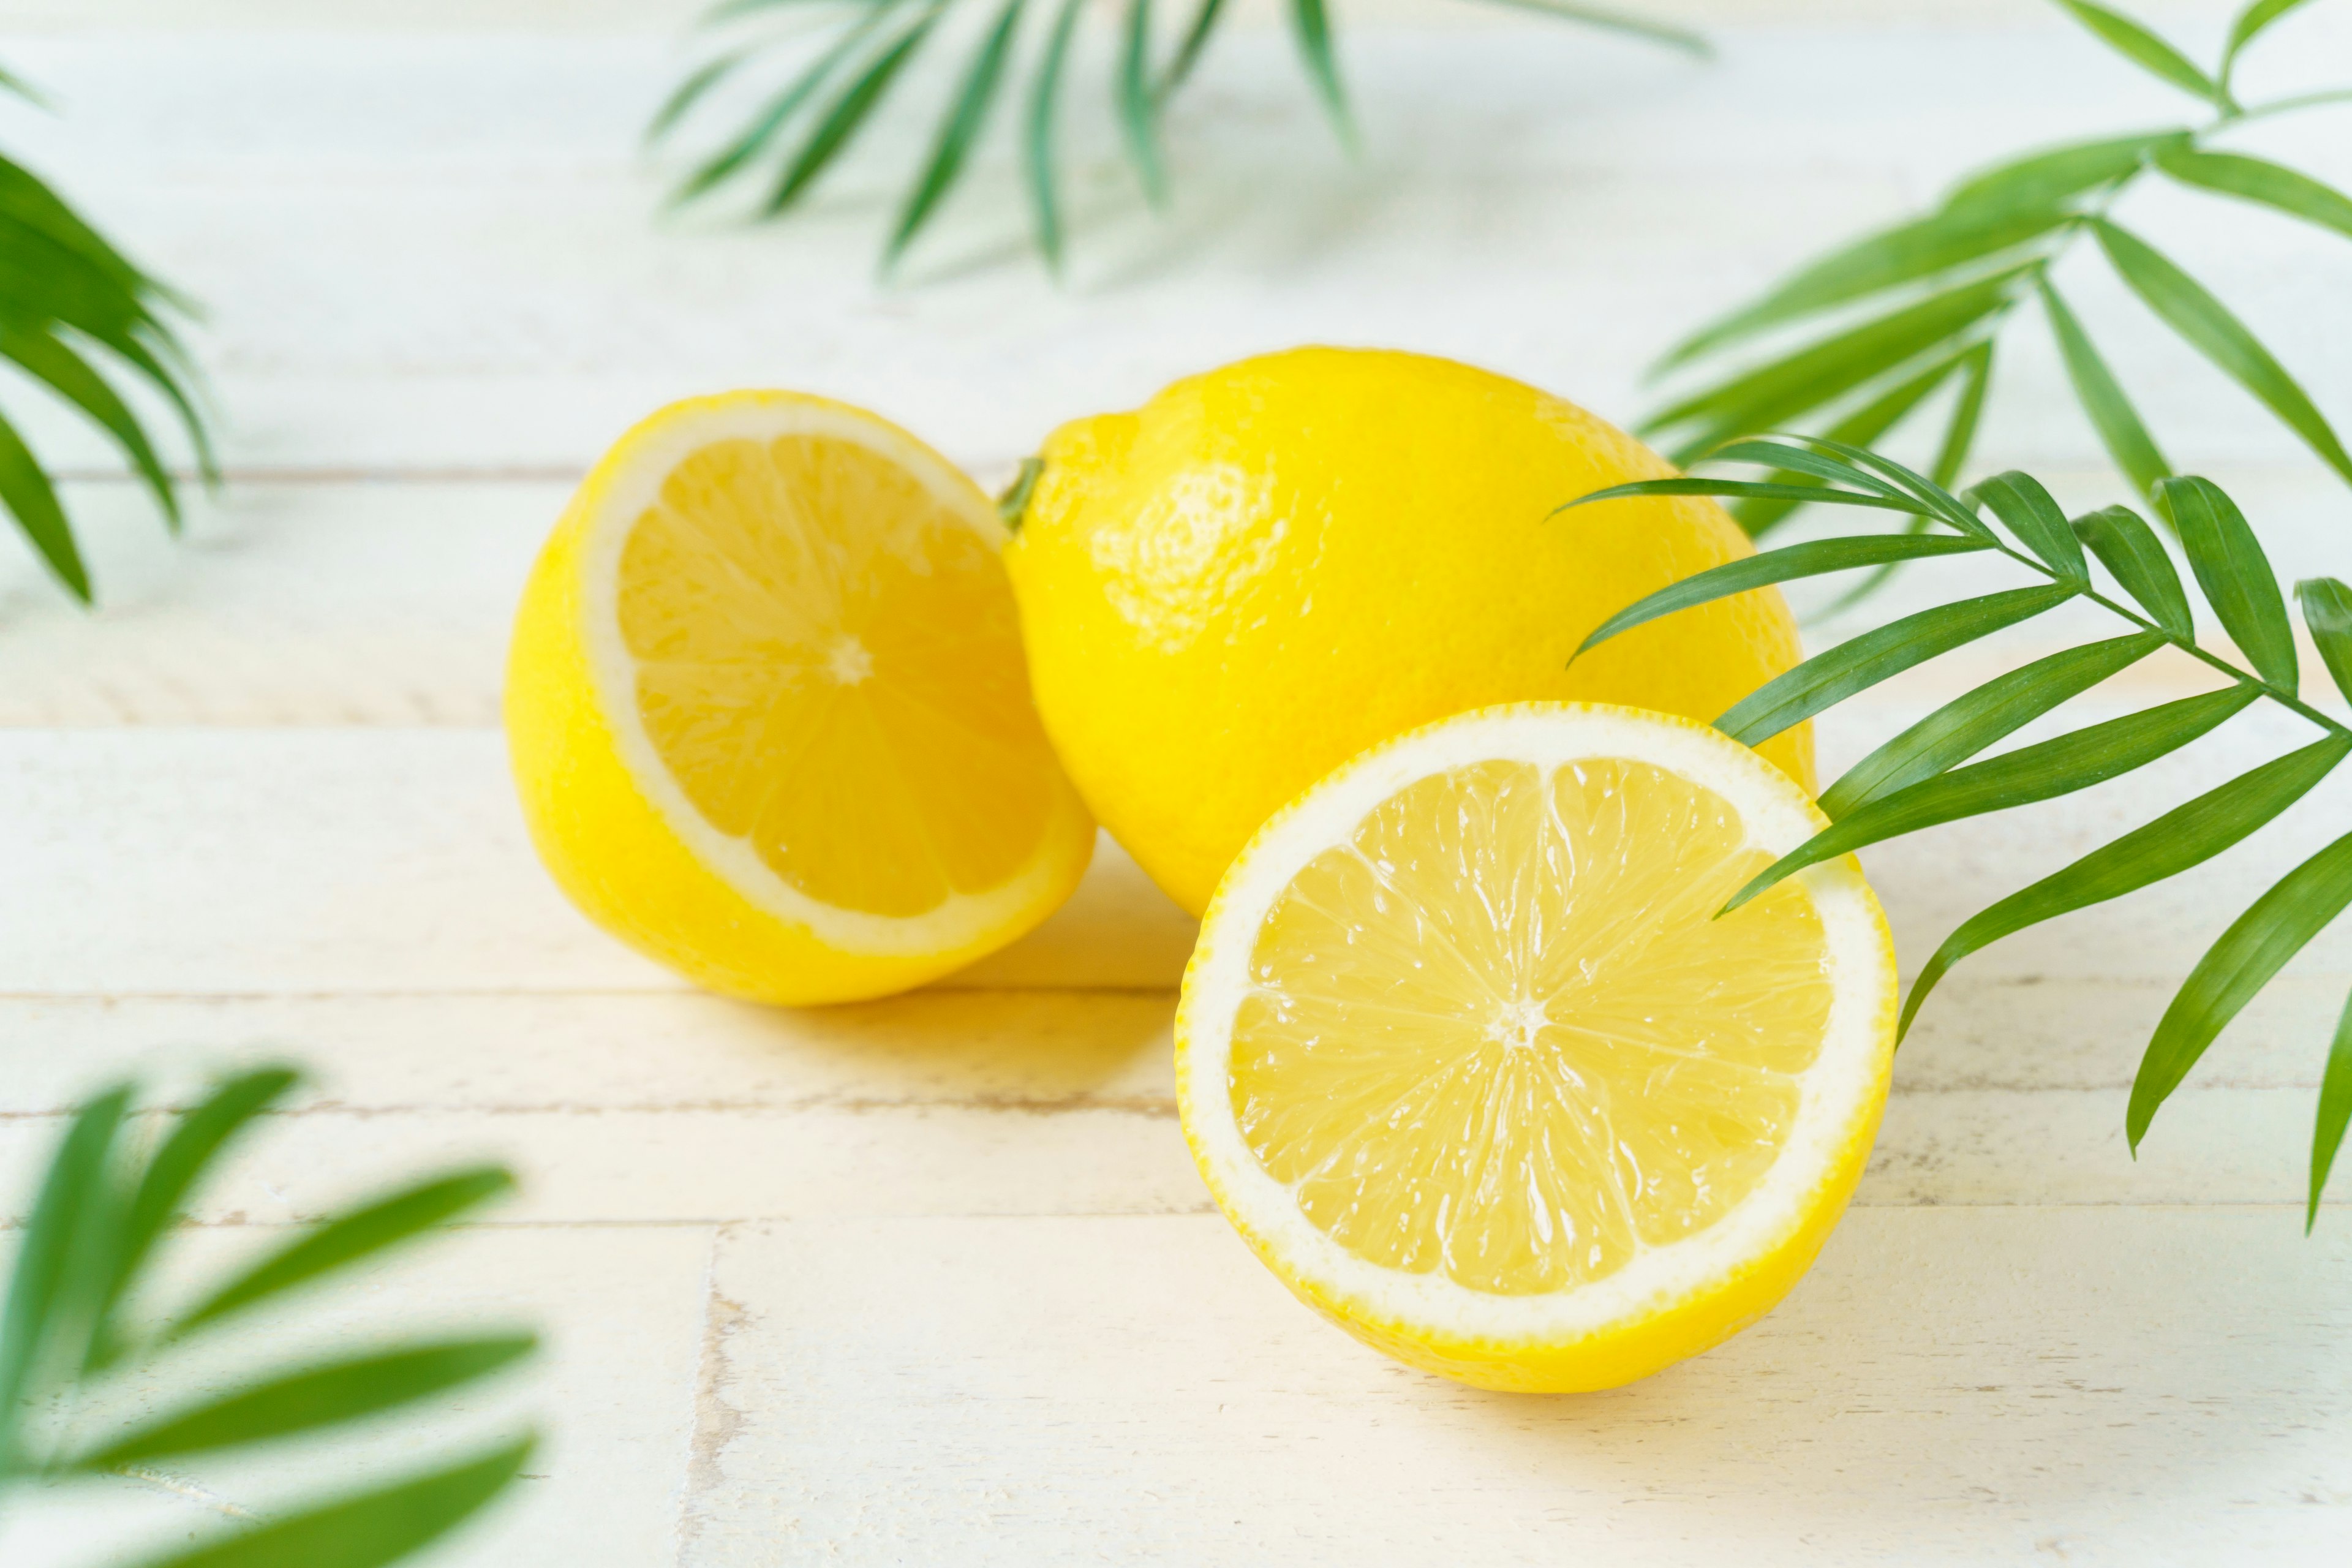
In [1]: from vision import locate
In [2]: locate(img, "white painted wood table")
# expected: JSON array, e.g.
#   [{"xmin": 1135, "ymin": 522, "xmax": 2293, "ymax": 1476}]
[{"xmin": 4, "ymin": 1, "xmax": 2352, "ymax": 1562}]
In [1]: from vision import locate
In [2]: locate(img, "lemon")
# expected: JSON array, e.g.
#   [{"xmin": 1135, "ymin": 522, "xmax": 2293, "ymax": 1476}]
[
  {"xmin": 505, "ymin": 391, "xmax": 1095, "ymax": 1005},
  {"xmin": 1003, "ymin": 346, "xmax": 1815, "ymax": 918},
  {"xmin": 1177, "ymin": 703, "xmax": 1894, "ymax": 1392}
]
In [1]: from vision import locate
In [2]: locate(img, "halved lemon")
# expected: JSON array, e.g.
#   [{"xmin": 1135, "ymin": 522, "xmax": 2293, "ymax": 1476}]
[
  {"xmin": 1177, "ymin": 703, "xmax": 1895, "ymax": 1391},
  {"xmin": 506, "ymin": 391, "xmax": 1095, "ymax": 1005}
]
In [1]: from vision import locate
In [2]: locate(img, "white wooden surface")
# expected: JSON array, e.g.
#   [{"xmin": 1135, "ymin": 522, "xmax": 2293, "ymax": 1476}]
[{"xmin": 3, "ymin": 1, "xmax": 2352, "ymax": 1562}]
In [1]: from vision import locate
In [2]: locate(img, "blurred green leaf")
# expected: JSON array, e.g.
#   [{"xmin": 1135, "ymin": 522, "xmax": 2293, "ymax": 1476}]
[
  {"xmin": 1717, "ymin": 582, "xmax": 2078, "ymax": 747},
  {"xmin": 887, "ymin": 0, "xmax": 1025, "ymax": 265},
  {"xmin": 1819, "ymin": 632, "xmax": 2165, "ymax": 818},
  {"xmin": 79, "ymin": 1336, "xmax": 537, "ymax": 1470},
  {"xmin": 1902, "ymin": 733, "xmax": 2351, "ymax": 1038},
  {"xmin": 766, "ymin": 2, "xmax": 945, "ymax": 214},
  {"xmin": 1118, "ymin": 0, "xmax": 1166, "ymax": 206},
  {"xmin": 1646, "ymin": 267, "xmax": 2032, "ymax": 463},
  {"xmin": 1657, "ymin": 205, "xmax": 2067, "ymax": 373},
  {"xmin": 2093, "ymin": 219, "xmax": 2352, "ymax": 484},
  {"xmin": 1289, "ymin": 0, "xmax": 1352, "ymax": 146},
  {"xmin": 1732, "ymin": 684, "xmax": 2256, "ymax": 910},
  {"xmin": 671, "ymin": 7, "xmax": 897, "ymax": 202},
  {"xmin": 2072, "ymin": 503, "xmax": 2193, "ymax": 635},
  {"xmin": 2052, "ymin": 0, "xmax": 2218, "ymax": 104},
  {"xmin": 168, "ymin": 1167, "xmax": 516, "ymax": 1341},
  {"xmin": 1942, "ymin": 129, "xmax": 2184, "ymax": 217},
  {"xmin": 1023, "ymin": 0, "xmax": 1085, "ymax": 272},
  {"xmin": 2131, "ymin": 829, "xmax": 2352, "ymax": 1149},
  {"xmin": 2224, "ymin": 0, "xmax": 2321, "ymax": 87},
  {"xmin": 0, "ymin": 1084, "xmax": 129, "ymax": 1471},
  {"xmin": 1157, "ymin": 0, "xmax": 1231, "ymax": 98},
  {"xmin": 2157, "ymin": 146, "xmax": 2352, "ymax": 241},
  {"xmin": 2037, "ymin": 275, "xmax": 2171, "ymax": 499},
  {"xmin": 0, "ymin": 326, "xmax": 179, "ymax": 526},
  {"xmin": 1571, "ymin": 533, "xmax": 1991, "ymax": 660},
  {"xmin": 0, "ymin": 404, "xmax": 86, "ymax": 601},
  {"xmin": 2296, "ymin": 577, "xmax": 2352, "ymax": 706},
  {"xmin": 123, "ymin": 1434, "xmax": 537, "ymax": 1568},
  {"xmin": 88, "ymin": 1066, "xmax": 301, "ymax": 1373},
  {"xmin": 1931, "ymin": 339, "xmax": 1994, "ymax": 489},
  {"xmin": 2160, "ymin": 474, "xmax": 2298, "ymax": 692},
  {"xmin": 1475, "ymin": 0, "xmax": 1708, "ymax": 55},
  {"xmin": 647, "ymin": 50, "xmax": 749, "ymax": 142},
  {"xmin": 2315, "ymin": 986, "xmax": 2352, "ymax": 1230}
]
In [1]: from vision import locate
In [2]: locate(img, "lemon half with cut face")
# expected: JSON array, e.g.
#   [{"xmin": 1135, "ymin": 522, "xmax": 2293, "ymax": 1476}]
[
  {"xmin": 1177, "ymin": 703, "xmax": 1896, "ymax": 1391},
  {"xmin": 506, "ymin": 391, "xmax": 1095, "ymax": 1005}
]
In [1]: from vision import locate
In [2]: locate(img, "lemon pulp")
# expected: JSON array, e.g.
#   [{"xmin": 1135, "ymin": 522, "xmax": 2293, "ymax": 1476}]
[
  {"xmin": 1229, "ymin": 757, "xmax": 1834, "ymax": 1297},
  {"xmin": 616, "ymin": 433, "xmax": 1061, "ymax": 920}
]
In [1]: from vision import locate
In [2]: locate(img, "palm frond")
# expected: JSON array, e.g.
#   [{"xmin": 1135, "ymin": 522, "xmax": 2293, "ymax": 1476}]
[
  {"xmin": 1644, "ymin": 2, "xmax": 2352, "ymax": 538},
  {"xmin": 650, "ymin": 0, "xmax": 1706, "ymax": 271},
  {"xmin": 1563, "ymin": 443, "xmax": 2352, "ymax": 1219},
  {"xmin": 0, "ymin": 78, "xmax": 214, "ymax": 605},
  {"xmin": 0, "ymin": 1069, "xmax": 536, "ymax": 1565}
]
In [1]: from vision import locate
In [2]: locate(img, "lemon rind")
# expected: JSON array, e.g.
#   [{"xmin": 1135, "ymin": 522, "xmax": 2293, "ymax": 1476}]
[
  {"xmin": 1175, "ymin": 701, "xmax": 1896, "ymax": 1352},
  {"xmin": 570, "ymin": 391, "xmax": 1091, "ymax": 962}
]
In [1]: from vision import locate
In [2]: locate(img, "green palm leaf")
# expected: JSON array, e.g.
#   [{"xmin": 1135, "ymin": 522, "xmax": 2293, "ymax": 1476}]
[
  {"xmin": 1023, "ymin": 0, "xmax": 1085, "ymax": 272},
  {"xmin": 2130, "ymin": 831, "xmax": 2352, "ymax": 1149},
  {"xmin": 1288, "ymin": 0, "xmax": 1353, "ymax": 147},
  {"xmin": 2071, "ymin": 503, "xmax": 2192, "ymax": 635},
  {"xmin": 123, "ymin": 1436, "xmax": 537, "ymax": 1568},
  {"xmin": 2159, "ymin": 474, "xmax": 2297, "ymax": 692},
  {"xmin": 1817, "ymin": 632, "xmax": 2165, "ymax": 819},
  {"xmin": 1728, "ymin": 684, "xmax": 2257, "ymax": 911},
  {"xmin": 2037, "ymin": 276, "xmax": 2171, "ymax": 500},
  {"xmin": 1118, "ymin": 0, "xmax": 1167, "ymax": 205},
  {"xmin": 2313, "ymin": 989, "xmax": 2352, "ymax": 1231},
  {"xmin": 167, "ymin": 1167, "xmax": 517, "ymax": 1341},
  {"xmin": 2295, "ymin": 577, "xmax": 2352, "ymax": 705},
  {"xmin": 1716, "ymin": 582, "xmax": 2078, "ymax": 746},
  {"xmin": 2092, "ymin": 220, "xmax": 2352, "ymax": 484},
  {"xmin": 887, "ymin": 0, "xmax": 1025, "ymax": 264},
  {"xmin": 2156, "ymin": 147, "xmax": 2352, "ymax": 243},
  {"xmin": 767, "ymin": 4, "xmax": 947, "ymax": 215},
  {"xmin": 2052, "ymin": 0, "xmax": 2218, "ymax": 105},
  {"xmin": 1569, "ymin": 532, "xmax": 1985, "ymax": 658},
  {"xmin": 1, "ymin": 1076, "xmax": 539, "ymax": 1564},
  {"xmin": 1644, "ymin": 267, "xmax": 2032, "ymax": 464},
  {"xmin": 1900, "ymin": 734, "xmax": 2351, "ymax": 1038}
]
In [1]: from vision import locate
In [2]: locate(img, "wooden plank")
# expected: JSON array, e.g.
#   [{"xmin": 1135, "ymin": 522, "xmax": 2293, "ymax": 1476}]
[
  {"xmin": 0, "ymin": 1079, "xmax": 2332, "ymax": 1224},
  {"xmin": 8, "ymin": 465, "xmax": 2352, "ymax": 726},
  {"xmin": 6, "ymin": 722, "xmax": 2346, "ymax": 997},
  {"xmin": 2, "ymin": 962, "xmax": 2339, "ymax": 1117},
  {"xmin": 0, "ymin": 18, "xmax": 2338, "ymax": 478},
  {"xmin": 681, "ymin": 1207, "xmax": 2352, "ymax": 1563},
  {"xmin": 0, "ymin": 1224, "xmax": 709, "ymax": 1568}
]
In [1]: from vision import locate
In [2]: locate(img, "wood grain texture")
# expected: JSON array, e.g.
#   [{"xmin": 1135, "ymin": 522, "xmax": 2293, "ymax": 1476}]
[
  {"xmin": 684, "ymin": 1209, "xmax": 2352, "ymax": 1565},
  {"xmin": 2, "ymin": 2, "xmax": 2351, "ymax": 1561}
]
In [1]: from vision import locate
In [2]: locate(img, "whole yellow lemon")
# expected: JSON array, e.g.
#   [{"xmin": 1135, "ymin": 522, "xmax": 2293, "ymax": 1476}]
[{"xmin": 1003, "ymin": 346, "xmax": 1812, "ymax": 917}]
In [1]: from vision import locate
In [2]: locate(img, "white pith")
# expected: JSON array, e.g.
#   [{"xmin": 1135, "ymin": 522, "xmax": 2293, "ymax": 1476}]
[
  {"xmin": 1177, "ymin": 703, "xmax": 1894, "ymax": 1346},
  {"xmin": 575, "ymin": 395, "xmax": 1078, "ymax": 959}
]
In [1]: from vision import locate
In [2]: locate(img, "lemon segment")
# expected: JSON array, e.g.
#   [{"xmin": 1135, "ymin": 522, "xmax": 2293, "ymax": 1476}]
[
  {"xmin": 1177, "ymin": 704, "xmax": 1895, "ymax": 1392},
  {"xmin": 507, "ymin": 392, "xmax": 1095, "ymax": 1005}
]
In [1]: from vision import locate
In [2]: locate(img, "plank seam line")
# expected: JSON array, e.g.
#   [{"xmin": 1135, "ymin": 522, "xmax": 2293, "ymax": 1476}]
[
  {"xmin": 0, "ymin": 986, "xmax": 1186, "ymax": 1001},
  {"xmin": 1, "ymin": 1202, "xmax": 2334, "ymax": 1234}
]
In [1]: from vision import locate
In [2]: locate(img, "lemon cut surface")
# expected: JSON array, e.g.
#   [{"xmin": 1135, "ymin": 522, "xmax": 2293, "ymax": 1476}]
[
  {"xmin": 507, "ymin": 392, "xmax": 1094, "ymax": 1005},
  {"xmin": 1177, "ymin": 704, "xmax": 1894, "ymax": 1391}
]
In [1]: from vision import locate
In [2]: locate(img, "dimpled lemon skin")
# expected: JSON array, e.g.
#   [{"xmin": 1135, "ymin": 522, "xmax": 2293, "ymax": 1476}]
[{"xmin": 1003, "ymin": 347, "xmax": 1815, "ymax": 918}]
